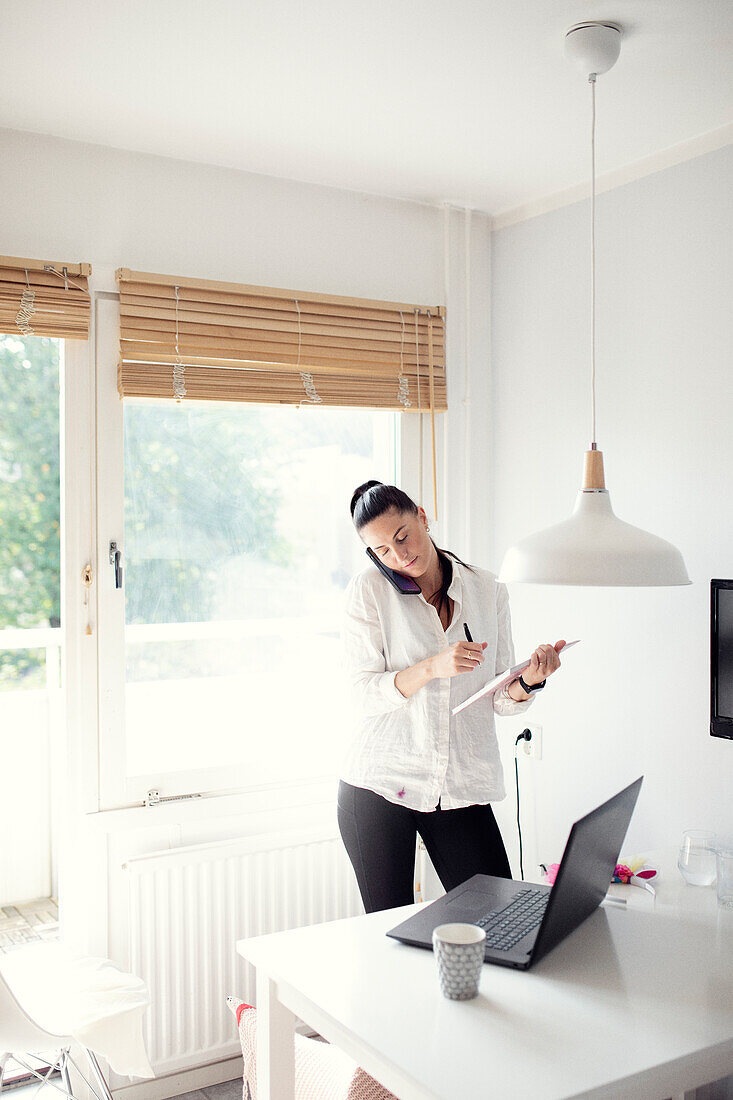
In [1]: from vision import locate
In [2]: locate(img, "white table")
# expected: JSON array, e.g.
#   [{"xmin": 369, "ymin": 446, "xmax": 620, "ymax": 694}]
[{"xmin": 236, "ymin": 850, "xmax": 733, "ymax": 1100}]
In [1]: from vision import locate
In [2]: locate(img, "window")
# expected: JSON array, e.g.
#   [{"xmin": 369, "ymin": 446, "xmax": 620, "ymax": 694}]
[
  {"xmin": 0, "ymin": 334, "xmax": 62, "ymax": 908},
  {"xmin": 97, "ymin": 325, "xmax": 398, "ymax": 806}
]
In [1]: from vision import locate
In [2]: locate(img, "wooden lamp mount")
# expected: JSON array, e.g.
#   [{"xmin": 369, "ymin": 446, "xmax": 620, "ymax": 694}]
[{"xmin": 582, "ymin": 446, "xmax": 606, "ymax": 490}]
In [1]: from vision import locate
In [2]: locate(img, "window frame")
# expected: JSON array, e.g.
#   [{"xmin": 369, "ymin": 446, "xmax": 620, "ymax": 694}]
[{"xmin": 93, "ymin": 295, "xmax": 412, "ymax": 810}]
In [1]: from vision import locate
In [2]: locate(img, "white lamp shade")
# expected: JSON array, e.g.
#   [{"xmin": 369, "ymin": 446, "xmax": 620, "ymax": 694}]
[{"xmin": 499, "ymin": 490, "xmax": 690, "ymax": 587}]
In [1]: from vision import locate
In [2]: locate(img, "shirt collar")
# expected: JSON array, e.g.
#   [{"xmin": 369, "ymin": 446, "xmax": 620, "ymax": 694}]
[
  {"xmin": 416, "ymin": 554, "xmax": 464, "ymax": 613},
  {"xmin": 446, "ymin": 558, "xmax": 465, "ymax": 626},
  {"xmin": 448, "ymin": 558, "xmax": 464, "ymax": 600}
]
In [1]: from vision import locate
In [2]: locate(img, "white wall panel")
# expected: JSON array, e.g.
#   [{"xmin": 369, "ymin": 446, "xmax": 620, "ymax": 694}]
[{"xmin": 490, "ymin": 143, "xmax": 733, "ymax": 866}]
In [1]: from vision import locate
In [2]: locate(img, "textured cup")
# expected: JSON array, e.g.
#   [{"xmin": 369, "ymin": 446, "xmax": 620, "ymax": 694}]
[{"xmin": 432, "ymin": 923, "xmax": 486, "ymax": 1000}]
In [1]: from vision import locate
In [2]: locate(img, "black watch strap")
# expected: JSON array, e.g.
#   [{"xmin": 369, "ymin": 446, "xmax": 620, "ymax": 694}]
[{"xmin": 518, "ymin": 674, "xmax": 545, "ymax": 694}]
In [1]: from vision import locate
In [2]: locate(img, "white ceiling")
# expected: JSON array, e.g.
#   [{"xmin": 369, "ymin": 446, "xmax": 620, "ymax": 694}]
[{"xmin": 2, "ymin": 0, "xmax": 732, "ymax": 216}]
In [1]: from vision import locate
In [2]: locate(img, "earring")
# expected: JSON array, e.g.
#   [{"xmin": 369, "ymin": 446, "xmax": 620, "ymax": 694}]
[{"xmin": 426, "ymin": 525, "xmax": 431, "ymax": 532}]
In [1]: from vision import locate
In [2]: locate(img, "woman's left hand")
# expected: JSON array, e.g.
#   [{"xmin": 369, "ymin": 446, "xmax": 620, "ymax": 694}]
[{"xmin": 523, "ymin": 640, "xmax": 566, "ymax": 686}]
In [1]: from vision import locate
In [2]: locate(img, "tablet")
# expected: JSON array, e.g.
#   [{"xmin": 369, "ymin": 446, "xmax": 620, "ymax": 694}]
[{"xmin": 451, "ymin": 639, "xmax": 580, "ymax": 715}]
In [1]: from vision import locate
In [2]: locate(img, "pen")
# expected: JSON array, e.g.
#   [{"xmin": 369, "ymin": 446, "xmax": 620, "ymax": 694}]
[{"xmin": 463, "ymin": 623, "xmax": 473, "ymax": 642}]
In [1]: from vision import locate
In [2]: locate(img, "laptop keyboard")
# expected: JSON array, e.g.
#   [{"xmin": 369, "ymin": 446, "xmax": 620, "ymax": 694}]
[{"xmin": 475, "ymin": 888, "xmax": 549, "ymax": 952}]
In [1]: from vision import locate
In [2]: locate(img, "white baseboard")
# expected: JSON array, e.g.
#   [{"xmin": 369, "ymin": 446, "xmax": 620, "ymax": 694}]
[{"xmin": 111, "ymin": 1054, "xmax": 243, "ymax": 1100}]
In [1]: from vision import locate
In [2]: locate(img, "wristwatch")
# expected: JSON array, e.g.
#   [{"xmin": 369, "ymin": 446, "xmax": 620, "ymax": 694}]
[{"xmin": 518, "ymin": 674, "xmax": 545, "ymax": 694}]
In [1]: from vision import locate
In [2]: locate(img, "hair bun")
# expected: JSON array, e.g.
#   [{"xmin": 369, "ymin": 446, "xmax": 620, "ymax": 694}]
[{"xmin": 349, "ymin": 480, "xmax": 383, "ymax": 517}]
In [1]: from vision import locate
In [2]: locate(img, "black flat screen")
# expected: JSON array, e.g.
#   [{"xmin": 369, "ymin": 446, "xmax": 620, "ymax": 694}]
[{"xmin": 711, "ymin": 580, "xmax": 733, "ymax": 739}]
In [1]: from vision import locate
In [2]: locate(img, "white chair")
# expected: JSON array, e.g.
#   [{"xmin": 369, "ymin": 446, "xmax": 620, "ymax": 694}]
[{"xmin": 0, "ymin": 945, "xmax": 153, "ymax": 1099}]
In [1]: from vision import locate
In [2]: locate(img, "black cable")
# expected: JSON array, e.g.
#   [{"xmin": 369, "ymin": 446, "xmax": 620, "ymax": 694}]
[
  {"xmin": 514, "ymin": 729, "xmax": 532, "ymax": 881},
  {"xmin": 514, "ymin": 753, "xmax": 524, "ymax": 881}
]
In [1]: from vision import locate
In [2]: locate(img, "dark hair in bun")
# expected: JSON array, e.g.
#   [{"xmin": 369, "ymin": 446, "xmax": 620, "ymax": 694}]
[
  {"xmin": 349, "ymin": 481, "xmax": 473, "ymax": 620},
  {"xmin": 349, "ymin": 481, "xmax": 418, "ymax": 529}
]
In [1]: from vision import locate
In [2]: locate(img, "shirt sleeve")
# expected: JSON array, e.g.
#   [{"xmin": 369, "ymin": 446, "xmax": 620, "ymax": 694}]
[
  {"xmin": 342, "ymin": 578, "xmax": 410, "ymax": 717},
  {"xmin": 492, "ymin": 581, "xmax": 535, "ymax": 716}
]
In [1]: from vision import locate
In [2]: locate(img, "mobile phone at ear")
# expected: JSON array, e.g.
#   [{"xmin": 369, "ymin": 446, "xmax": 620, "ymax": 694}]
[{"xmin": 365, "ymin": 548, "xmax": 421, "ymax": 594}]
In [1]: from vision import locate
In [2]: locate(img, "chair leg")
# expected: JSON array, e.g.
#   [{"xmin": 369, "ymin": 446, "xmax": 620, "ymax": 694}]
[
  {"xmin": 59, "ymin": 1048, "xmax": 74, "ymax": 1097},
  {"xmin": 5, "ymin": 1053, "xmax": 68, "ymax": 1099},
  {"xmin": 0, "ymin": 1047, "xmax": 112, "ymax": 1100},
  {"xmin": 84, "ymin": 1050, "xmax": 114, "ymax": 1100}
]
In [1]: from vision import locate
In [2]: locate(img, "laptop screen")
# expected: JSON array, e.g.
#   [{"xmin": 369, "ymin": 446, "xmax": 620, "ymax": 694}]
[{"xmin": 532, "ymin": 777, "xmax": 643, "ymax": 963}]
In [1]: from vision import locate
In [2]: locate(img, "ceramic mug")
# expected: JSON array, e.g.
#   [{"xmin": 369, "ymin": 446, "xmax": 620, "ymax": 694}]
[{"xmin": 432, "ymin": 923, "xmax": 486, "ymax": 1000}]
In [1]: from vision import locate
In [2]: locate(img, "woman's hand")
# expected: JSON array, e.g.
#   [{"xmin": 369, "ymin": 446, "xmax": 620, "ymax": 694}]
[
  {"xmin": 394, "ymin": 642, "xmax": 487, "ymax": 698},
  {"xmin": 429, "ymin": 641, "xmax": 488, "ymax": 680},
  {"xmin": 522, "ymin": 639, "xmax": 566, "ymax": 687}
]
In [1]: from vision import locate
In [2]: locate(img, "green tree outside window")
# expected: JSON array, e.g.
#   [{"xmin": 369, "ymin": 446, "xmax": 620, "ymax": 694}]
[{"xmin": 0, "ymin": 335, "xmax": 60, "ymax": 689}]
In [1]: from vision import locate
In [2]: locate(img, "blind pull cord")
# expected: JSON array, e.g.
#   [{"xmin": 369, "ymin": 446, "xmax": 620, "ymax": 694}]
[
  {"xmin": 173, "ymin": 284, "xmax": 187, "ymax": 401},
  {"xmin": 16, "ymin": 268, "xmax": 36, "ymax": 336},
  {"xmin": 43, "ymin": 265, "xmax": 90, "ymax": 295},
  {"xmin": 295, "ymin": 298, "xmax": 322, "ymax": 405},
  {"xmin": 397, "ymin": 310, "xmax": 411, "ymax": 408},
  {"xmin": 414, "ymin": 308, "xmax": 423, "ymax": 507},
  {"xmin": 426, "ymin": 310, "xmax": 438, "ymax": 522}
]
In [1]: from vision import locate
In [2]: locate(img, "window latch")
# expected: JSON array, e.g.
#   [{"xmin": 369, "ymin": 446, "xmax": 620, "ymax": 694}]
[
  {"xmin": 109, "ymin": 541, "xmax": 123, "ymax": 589},
  {"xmin": 145, "ymin": 789, "xmax": 203, "ymax": 807}
]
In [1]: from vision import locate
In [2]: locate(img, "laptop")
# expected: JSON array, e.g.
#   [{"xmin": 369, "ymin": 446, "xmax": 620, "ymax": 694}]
[{"xmin": 387, "ymin": 776, "xmax": 643, "ymax": 970}]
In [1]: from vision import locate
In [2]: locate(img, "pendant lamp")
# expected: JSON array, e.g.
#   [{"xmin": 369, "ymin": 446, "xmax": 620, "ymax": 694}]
[{"xmin": 499, "ymin": 22, "xmax": 690, "ymax": 587}]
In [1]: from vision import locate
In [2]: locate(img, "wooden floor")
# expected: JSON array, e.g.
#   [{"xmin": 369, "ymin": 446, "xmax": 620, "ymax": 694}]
[
  {"xmin": 0, "ymin": 897, "xmax": 59, "ymax": 954},
  {"xmin": 9, "ymin": 1078, "xmax": 243, "ymax": 1099}
]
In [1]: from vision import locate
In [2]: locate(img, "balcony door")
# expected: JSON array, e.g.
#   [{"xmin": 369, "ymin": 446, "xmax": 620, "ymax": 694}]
[{"xmin": 0, "ymin": 333, "xmax": 62, "ymax": 925}]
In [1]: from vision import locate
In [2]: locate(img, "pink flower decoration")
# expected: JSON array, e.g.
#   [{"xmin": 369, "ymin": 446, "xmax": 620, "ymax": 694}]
[
  {"xmin": 613, "ymin": 863, "xmax": 633, "ymax": 883},
  {"xmin": 397, "ymin": 787, "xmax": 406, "ymax": 799},
  {"xmin": 546, "ymin": 858, "xmax": 659, "ymax": 889}
]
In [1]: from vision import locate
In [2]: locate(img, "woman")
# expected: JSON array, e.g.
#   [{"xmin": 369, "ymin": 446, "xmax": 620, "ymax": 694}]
[{"xmin": 338, "ymin": 481, "xmax": 564, "ymax": 914}]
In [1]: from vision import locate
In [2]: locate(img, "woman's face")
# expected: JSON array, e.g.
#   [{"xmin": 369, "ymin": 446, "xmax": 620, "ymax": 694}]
[{"xmin": 360, "ymin": 507, "xmax": 434, "ymax": 579}]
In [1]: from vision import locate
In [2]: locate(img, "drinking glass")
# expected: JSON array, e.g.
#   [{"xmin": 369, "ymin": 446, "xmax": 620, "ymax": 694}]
[
  {"xmin": 677, "ymin": 829, "xmax": 716, "ymax": 886},
  {"xmin": 715, "ymin": 842, "xmax": 733, "ymax": 909}
]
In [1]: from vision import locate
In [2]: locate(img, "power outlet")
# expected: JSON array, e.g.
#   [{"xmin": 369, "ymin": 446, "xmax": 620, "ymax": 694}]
[{"xmin": 521, "ymin": 724, "xmax": 543, "ymax": 760}]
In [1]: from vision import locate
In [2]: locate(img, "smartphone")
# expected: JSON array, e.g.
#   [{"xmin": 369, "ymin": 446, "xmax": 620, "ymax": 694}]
[{"xmin": 365, "ymin": 548, "xmax": 421, "ymax": 594}]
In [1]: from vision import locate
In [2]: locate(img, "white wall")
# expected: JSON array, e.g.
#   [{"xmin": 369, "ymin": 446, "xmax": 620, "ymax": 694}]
[
  {"xmin": 0, "ymin": 126, "xmax": 492, "ymax": 555},
  {"xmin": 2, "ymin": 128, "xmax": 445, "ymax": 301},
  {"xmin": 489, "ymin": 143, "xmax": 733, "ymax": 866}
]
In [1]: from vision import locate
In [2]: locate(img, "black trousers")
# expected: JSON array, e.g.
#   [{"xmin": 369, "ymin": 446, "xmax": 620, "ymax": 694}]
[{"xmin": 337, "ymin": 779, "xmax": 511, "ymax": 914}]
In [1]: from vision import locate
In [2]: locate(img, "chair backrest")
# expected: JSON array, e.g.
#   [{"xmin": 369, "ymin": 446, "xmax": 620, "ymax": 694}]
[{"xmin": 0, "ymin": 966, "xmax": 66, "ymax": 1054}]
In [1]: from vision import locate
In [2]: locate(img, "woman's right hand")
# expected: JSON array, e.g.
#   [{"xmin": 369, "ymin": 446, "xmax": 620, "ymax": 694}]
[{"xmin": 430, "ymin": 641, "xmax": 487, "ymax": 679}]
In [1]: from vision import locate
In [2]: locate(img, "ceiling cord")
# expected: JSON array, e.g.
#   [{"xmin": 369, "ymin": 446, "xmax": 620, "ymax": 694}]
[{"xmin": 589, "ymin": 73, "xmax": 597, "ymax": 449}]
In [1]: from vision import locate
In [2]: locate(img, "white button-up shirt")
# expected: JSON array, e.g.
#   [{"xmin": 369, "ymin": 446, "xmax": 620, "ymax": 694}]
[{"xmin": 341, "ymin": 559, "xmax": 534, "ymax": 811}]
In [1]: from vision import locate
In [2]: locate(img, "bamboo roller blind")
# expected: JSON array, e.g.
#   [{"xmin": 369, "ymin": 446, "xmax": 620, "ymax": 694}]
[
  {"xmin": 0, "ymin": 255, "xmax": 92, "ymax": 339},
  {"xmin": 116, "ymin": 269, "xmax": 447, "ymax": 411}
]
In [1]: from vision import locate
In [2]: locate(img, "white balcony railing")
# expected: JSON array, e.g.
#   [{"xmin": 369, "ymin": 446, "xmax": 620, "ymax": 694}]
[
  {"xmin": 0, "ymin": 626, "xmax": 62, "ymax": 690},
  {"xmin": 0, "ymin": 627, "xmax": 62, "ymax": 907}
]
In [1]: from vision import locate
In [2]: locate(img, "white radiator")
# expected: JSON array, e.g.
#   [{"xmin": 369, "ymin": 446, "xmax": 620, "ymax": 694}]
[{"xmin": 124, "ymin": 827, "xmax": 363, "ymax": 1075}]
